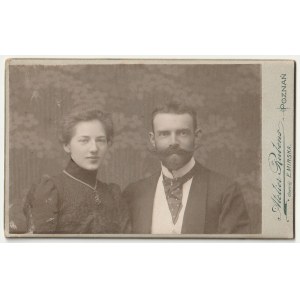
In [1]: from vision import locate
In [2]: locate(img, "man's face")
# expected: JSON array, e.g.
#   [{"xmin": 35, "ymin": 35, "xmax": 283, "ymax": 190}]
[{"xmin": 149, "ymin": 113, "xmax": 198, "ymax": 171}]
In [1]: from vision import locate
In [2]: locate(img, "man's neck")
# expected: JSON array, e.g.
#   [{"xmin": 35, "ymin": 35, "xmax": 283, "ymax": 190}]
[{"xmin": 161, "ymin": 157, "xmax": 195, "ymax": 179}]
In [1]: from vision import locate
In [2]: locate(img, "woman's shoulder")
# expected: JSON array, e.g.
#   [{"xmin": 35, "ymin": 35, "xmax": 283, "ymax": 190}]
[
  {"xmin": 98, "ymin": 180, "xmax": 122, "ymax": 202},
  {"xmin": 24, "ymin": 173, "xmax": 65, "ymax": 233},
  {"xmin": 26, "ymin": 173, "xmax": 64, "ymax": 202},
  {"xmin": 98, "ymin": 181, "xmax": 121, "ymax": 199}
]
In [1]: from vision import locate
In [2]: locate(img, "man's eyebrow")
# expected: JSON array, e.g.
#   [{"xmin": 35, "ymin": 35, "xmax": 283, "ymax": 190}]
[
  {"xmin": 78, "ymin": 135, "xmax": 106, "ymax": 138},
  {"xmin": 157, "ymin": 130, "xmax": 170, "ymax": 133},
  {"xmin": 176, "ymin": 128, "xmax": 191, "ymax": 132}
]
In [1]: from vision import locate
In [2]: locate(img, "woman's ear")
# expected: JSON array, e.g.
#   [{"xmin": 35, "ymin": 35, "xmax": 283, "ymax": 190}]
[{"xmin": 63, "ymin": 144, "xmax": 71, "ymax": 153}]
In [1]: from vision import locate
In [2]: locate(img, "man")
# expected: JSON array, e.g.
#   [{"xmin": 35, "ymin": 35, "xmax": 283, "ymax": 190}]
[{"xmin": 123, "ymin": 102, "xmax": 250, "ymax": 234}]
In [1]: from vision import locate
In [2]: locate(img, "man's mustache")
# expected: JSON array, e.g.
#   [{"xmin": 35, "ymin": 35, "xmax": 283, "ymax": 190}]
[{"xmin": 149, "ymin": 144, "xmax": 194, "ymax": 157}]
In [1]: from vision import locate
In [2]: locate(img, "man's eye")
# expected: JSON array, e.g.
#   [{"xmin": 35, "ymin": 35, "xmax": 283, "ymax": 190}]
[
  {"xmin": 159, "ymin": 132, "xmax": 169, "ymax": 137},
  {"xmin": 180, "ymin": 130, "xmax": 189, "ymax": 136}
]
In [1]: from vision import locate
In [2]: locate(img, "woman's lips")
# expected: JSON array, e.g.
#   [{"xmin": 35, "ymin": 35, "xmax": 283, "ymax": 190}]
[{"xmin": 87, "ymin": 157, "xmax": 99, "ymax": 160}]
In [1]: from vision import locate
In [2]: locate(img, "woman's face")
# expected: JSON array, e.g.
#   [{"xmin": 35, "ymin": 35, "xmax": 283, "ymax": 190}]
[{"xmin": 63, "ymin": 120, "xmax": 109, "ymax": 171}]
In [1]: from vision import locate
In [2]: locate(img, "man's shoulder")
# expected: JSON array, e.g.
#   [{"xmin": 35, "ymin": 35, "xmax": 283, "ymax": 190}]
[
  {"xmin": 123, "ymin": 171, "xmax": 160, "ymax": 194},
  {"xmin": 194, "ymin": 161, "xmax": 235, "ymax": 189}
]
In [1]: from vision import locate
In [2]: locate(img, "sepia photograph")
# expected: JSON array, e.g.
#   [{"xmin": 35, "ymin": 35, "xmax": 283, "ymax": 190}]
[
  {"xmin": 4, "ymin": 59, "xmax": 294, "ymax": 238},
  {"xmin": 1, "ymin": 3, "xmax": 299, "ymax": 300}
]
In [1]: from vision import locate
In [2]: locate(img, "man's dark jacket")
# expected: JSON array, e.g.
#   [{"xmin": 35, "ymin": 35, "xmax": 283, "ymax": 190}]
[{"xmin": 123, "ymin": 161, "xmax": 251, "ymax": 234}]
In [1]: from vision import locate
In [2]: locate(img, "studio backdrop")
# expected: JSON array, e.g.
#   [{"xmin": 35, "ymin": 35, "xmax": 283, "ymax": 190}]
[{"xmin": 7, "ymin": 62, "xmax": 262, "ymax": 233}]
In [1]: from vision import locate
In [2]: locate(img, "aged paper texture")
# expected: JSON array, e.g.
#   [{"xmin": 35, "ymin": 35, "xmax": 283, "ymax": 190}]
[{"xmin": 4, "ymin": 59, "xmax": 295, "ymax": 238}]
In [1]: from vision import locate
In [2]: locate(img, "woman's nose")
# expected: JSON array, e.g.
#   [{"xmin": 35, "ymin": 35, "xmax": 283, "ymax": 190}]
[{"xmin": 89, "ymin": 140, "xmax": 98, "ymax": 152}]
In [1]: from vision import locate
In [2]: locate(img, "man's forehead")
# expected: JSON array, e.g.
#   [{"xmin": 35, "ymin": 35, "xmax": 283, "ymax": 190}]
[{"xmin": 153, "ymin": 113, "xmax": 194, "ymax": 129}]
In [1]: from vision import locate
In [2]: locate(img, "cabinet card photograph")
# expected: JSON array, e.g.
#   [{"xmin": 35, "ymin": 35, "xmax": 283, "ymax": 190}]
[{"xmin": 4, "ymin": 59, "xmax": 295, "ymax": 238}]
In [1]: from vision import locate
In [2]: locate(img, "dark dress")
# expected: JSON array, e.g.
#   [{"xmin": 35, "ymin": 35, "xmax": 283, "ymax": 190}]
[{"xmin": 24, "ymin": 160, "xmax": 130, "ymax": 234}]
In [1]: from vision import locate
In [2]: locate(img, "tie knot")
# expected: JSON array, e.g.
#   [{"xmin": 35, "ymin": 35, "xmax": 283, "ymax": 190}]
[{"xmin": 162, "ymin": 164, "xmax": 196, "ymax": 187}]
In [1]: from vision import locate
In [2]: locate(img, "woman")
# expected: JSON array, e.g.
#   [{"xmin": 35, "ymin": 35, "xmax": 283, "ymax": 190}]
[{"xmin": 24, "ymin": 109, "xmax": 130, "ymax": 234}]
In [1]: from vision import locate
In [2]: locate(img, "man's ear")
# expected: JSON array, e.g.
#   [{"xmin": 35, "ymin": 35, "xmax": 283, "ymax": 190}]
[
  {"xmin": 194, "ymin": 128, "xmax": 202, "ymax": 149},
  {"xmin": 149, "ymin": 132, "xmax": 156, "ymax": 148},
  {"xmin": 63, "ymin": 144, "xmax": 71, "ymax": 153},
  {"xmin": 195, "ymin": 128, "xmax": 202, "ymax": 137}
]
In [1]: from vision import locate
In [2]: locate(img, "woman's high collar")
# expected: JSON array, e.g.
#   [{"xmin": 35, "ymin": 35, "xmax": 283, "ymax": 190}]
[{"xmin": 64, "ymin": 159, "xmax": 98, "ymax": 188}]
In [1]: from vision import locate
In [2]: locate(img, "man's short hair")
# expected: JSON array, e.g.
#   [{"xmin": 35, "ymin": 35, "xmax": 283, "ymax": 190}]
[{"xmin": 151, "ymin": 101, "xmax": 197, "ymax": 131}]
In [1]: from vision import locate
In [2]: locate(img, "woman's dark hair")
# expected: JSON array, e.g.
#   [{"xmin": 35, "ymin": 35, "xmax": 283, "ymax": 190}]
[{"xmin": 59, "ymin": 109, "xmax": 114, "ymax": 144}]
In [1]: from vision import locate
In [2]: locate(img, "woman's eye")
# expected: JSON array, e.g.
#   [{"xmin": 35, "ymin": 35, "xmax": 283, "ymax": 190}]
[
  {"xmin": 96, "ymin": 138, "xmax": 107, "ymax": 143},
  {"xmin": 79, "ymin": 139, "xmax": 88, "ymax": 143}
]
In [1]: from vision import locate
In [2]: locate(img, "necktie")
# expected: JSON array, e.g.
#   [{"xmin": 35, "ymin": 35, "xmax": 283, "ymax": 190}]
[{"xmin": 162, "ymin": 166, "xmax": 196, "ymax": 224}]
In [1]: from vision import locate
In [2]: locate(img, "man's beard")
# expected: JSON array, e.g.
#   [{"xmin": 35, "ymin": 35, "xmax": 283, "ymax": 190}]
[{"xmin": 151, "ymin": 144, "xmax": 194, "ymax": 171}]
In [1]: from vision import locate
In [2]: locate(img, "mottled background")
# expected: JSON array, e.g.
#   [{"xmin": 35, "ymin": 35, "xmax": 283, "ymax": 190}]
[{"xmin": 7, "ymin": 63, "xmax": 262, "ymax": 233}]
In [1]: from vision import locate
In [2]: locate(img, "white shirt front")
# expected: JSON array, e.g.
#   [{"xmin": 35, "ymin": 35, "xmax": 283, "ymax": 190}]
[{"xmin": 151, "ymin": 157, "xmax": 195, "ymax": 234}]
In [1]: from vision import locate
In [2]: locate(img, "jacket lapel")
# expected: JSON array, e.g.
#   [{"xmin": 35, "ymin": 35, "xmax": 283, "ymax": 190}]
[
  {"xmin": 181, "ymin": 162, "xmax": 208, "ymax": 234},
  {"xmin": 135, "ymin": 172, "xmax": 160, "ymax": 234}
]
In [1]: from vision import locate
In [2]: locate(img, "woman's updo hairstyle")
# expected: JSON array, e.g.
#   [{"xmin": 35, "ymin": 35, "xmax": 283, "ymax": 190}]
[{"xmin": 59, "ymin": 109, "xmax": 114, "ymax": 145}]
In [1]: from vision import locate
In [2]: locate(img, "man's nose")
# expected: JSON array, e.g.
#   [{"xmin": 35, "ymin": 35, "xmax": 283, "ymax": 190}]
[{"xmin": 169, "ymin": 132, "xmax": 179, "ymax": 145}]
